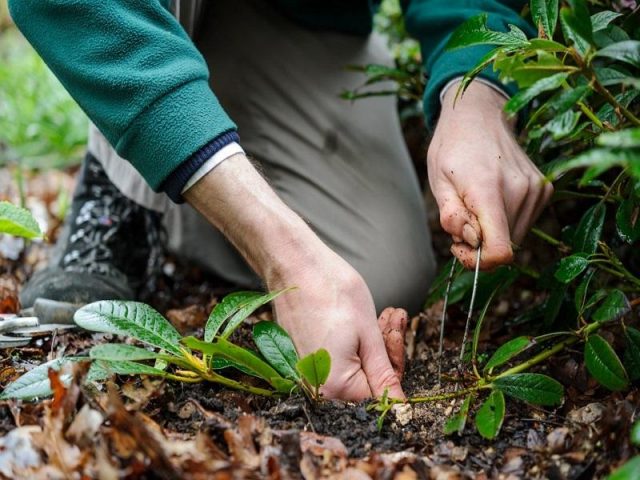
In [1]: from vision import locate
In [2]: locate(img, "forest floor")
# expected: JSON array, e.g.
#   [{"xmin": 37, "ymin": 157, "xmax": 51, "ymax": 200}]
[{"xmin": 0, "ymin": 167, "xmax": 637, "ymax": 479}]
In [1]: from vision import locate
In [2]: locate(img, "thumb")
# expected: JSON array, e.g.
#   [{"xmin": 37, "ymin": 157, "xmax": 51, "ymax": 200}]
[
  {"xmin": 359, "ymin": 328, "xmax": 405, "ymax": 400},
  {"xmin": 466, "ymin": 190, "xmax": 513, "ymax": 268}
]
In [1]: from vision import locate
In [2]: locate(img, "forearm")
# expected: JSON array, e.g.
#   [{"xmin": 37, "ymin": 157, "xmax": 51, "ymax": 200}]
[{"xmin": 183, "ymin": 154, "xmax": 324, "ymax": 284}]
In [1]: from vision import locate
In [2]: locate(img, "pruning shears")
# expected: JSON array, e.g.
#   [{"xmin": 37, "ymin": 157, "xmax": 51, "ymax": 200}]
[{"xmin": 0, "ymin": 299, "xmax": 79, "ymax": 348}]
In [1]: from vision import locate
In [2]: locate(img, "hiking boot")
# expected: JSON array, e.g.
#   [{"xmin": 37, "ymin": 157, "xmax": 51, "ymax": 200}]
[{"xmin": 20, "ymin": 153, "xmax": 165, "ymax": 308}]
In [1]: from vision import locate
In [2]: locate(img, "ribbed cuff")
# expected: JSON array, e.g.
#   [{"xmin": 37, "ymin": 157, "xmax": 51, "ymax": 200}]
[{"xmin": 161, "ymin": 130, "xmax": 240, "ymax": 203}]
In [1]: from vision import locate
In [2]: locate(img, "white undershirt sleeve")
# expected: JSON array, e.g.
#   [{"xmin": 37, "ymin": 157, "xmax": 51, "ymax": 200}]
[{"xmin": 182, "ymin": 142, "xmax": 245, "ymax": 193}]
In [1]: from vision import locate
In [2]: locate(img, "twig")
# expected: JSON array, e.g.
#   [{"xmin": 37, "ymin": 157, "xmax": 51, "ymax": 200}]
[
  {"xmin": 459, "ymin": 246, "xmax": 482, "ymax": 363},
  {"xmin": 438, "ymin": 259, "xmax": 458, "ymax": 380}
]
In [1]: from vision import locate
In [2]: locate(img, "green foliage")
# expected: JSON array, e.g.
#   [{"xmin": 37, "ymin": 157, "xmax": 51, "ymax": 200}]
[
  {"xmin": 296, "ymin": 349, "xmax": 331, "ymax": 400},
  {"xmin": 584, "ymin": 334, "xmax": 629, "ymax": 391},
  {"xmin": 493, "ymin": 373, "xmax": 564, "ymax": 406},
  {"xmin": 475, "ymin": 390, "xmax": 505, "ymax": 440},
  {"xmin": 0, "ymin": 200, "xmax": 42, "ymax": 239},
  {"xmin": 366, "ymin": 1, "xmax": 640, "ymax": 444},
  {"xmin": 607, "ymin": 456, "xmax": 640, "ymax": 480},
  {"xmin": 443, "ymin": 394, "xmax": 474, "ymax": 436},
  {"xmin": 2, "ymin": 290, "xmax": 331, "ymax": 401},
  {"xmin": 0, "ymin": 28, "xmax": 87, "ymax": 169}
]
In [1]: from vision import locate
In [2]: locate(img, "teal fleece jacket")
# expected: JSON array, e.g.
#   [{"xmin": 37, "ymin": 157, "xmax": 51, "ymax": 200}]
[{"xmin": 8, "ymin": 0, "xmax": 533, "ymax": 201}]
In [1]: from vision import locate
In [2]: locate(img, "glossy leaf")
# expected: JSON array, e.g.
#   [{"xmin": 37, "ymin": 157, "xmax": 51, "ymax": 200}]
[
  {"xmin": 493, "ymin": 373, "xmax": 564, "ymax": 406},
  {"xmin": 607, "ymin": 455, "xmax": 640, "ymax": 480},
  {"xmin": 204, "ymin": 291, "xmax": 263, "ymax": 342},
  {"xmin": 182, "ymin": 336, "xmax": 286, "ymax": 389},
  {"xmin": 632, "ymin": 419, "xmax": 640, "ymax": 446},
  {"xmin": 624, "ymin": 327, "xmax": 640, "ymax": 382},
  {"xmin": 221, "ymin": 289, "xmax": 288, "ymax": 339},
  {"xmin": 446, "ymin": 14, "xmax": 530, "ymax": 50},
  {"xmin": 554, "ymin": 254, "xmax": 589, "ymax": 283},
  {"xmin": 608, "ymin": 456, "xmax": 640, "ymax": 480},
  {"xmin": 296, "ymin": 349, "xmax": 331, "ymax": 388},
  {"xmin": 563, "ymin": 0, "xmax": 594, "ymax": 44},
  {"xmin": 505, "ymin": 73, "xmax": 569, "ymax": 114},
  {"xmin": 0, "ymin": 358, "xmax": 75, "ymax": 400},
  {"xmin": 74, "ymin": 301, "xmax": 184, "ymax": 356},
  {"xmin": 0, "ymin": 201, "xmax": 42, "ymax": 239},
  {"xmin": 89, "ymin": 343, "xmax": 161, "ymax": 362},
  {"xmin": 591, "ymin": 11, "xmax": 622, "ymax": 32},
  {"xmin": 592, "ymin": 290, "xmax": 630, "ymax": 323},
  {"xmin": 484, "ymin": 337, "xmax": 533, "ymax": 373},
  {"xmin": 598, "ymin": 128, "xmax": 640, "ymax": 148},
  {"xmin": 573, "ymin": 203, "xmax": 606, "ymax": 255},
  {"xmin": 475, "ymin": 390, "xmax": 505, "ymax": 440},
  {"xmin": 545, "ymin": 110, "xmax": 581, "ymax": 140},
  {"xmin": 595, "ymin": 40, "xmax": 640, "ymax": 68},
  {"xmin": 444, "ymin": 394, "xmax": 474, "ymax": 436},
  {"xmin": 531, "ymin": 0, "xmax": 558, "ymax": 38},
  {"xmin": 91, "ymin": 359, "xmax": 169, "ymax": 378},
  {"xmin": 574, "ymin": 269, "xmax": 596, "ymax": 312},
  {"xmin": 584, "ymin": 334, "xmax": 629, "ymax": 391},
  {"xmin": 253, "ymin": 321, "xmax": 300, "ymax": 381},
  {"xmin": 617, "ymin": 197, "xmax": 640, "ymax": 243}
]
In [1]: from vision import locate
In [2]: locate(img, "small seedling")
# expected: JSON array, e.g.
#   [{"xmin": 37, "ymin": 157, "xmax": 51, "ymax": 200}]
[{"xmin": 0, "ymin": 290, "xmax": 331, "ymax": 401}]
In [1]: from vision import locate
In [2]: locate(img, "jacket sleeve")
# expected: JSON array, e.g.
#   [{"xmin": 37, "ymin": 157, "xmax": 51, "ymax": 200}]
[
  {"xmin": 9, "ymin": 0, "xmax": 238, "ymax": 199},
  {"xmin": 400, "ymin": 0, "xmax": 534, "ymax": 127}
]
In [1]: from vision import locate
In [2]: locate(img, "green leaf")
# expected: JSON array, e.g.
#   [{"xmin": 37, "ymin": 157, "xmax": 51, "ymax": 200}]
[
  {"xmin": 617, "ymin": 197, "xmax": 640, "ymax": 244},
  {"xmin": 444, "ymin": 394, "xmax": 474, "ymax": 436},
  {"xmin": 584, "ymin": 334, "xmax": 629, "ymax": 391},
  {"xmin": 91, "ymin": 360, "xmax": 169, "ymax": 378},
  {"xmin": 531, "ymin": 0, "xmax": 559, "ymax": 38},
  {"xmin": 221, "ymin": 289, "xmax": 289, "ymax": 339},
  {"xmin": 0, "ymin": 201, "xmax": 42, "ymax": 239},
  {"xmin": 554, "ymin": 254, "xmax": 589, "ymax": 283},
  {"xmin": 592, "ymin": 290, "xmax": 630, "ymax": 323},
  {"xmin": 89, "ymin": 343, "xmax": 162, "ymax": 362},
  {"xmin": 74, "ymin": 301, "xmax": 184, "ymax": 356},
  {"xmin": 296, "ymin": 349, "xmax": 331, "ymax": 388},
  {"xmin": 446, "ymin": 14, "xmax": 530, "ymax": 51},
  {"xmin": 608, "ymin": 456, "xmax": 640, "ymax": 480},
  {"xmin": 548, "ymin": 85, "xmax": 591, "ymax": 115},
  {"xmin": 591, "ymin": 11, "xmax": 622, "ymax": 33},
  {"xmin": 493, "ymin": 373, "xmax": 564, "ymax": 406},
  {"xmin": 624, "ymin": 327, "xmax": 640, "ymax": 381},
  {"xmin": 560, "ymin": 7, "xmax": 591, "ymax": 55},
  {"xmin": 204, "ymin": 291, "xmax": 263, "ymax": 342},
  {"xmin": 596, "ymin": 40, "xmax": 640, "ymax": 68},
  {"xmin": 545, "ymin": 110, "xmax": 581, "ymax": 140},
  {"xmin": 563, "ymin": 0, "xmax": 594, "ymax": 43},
  {"xmin": 484, "ymin": 336, "xmax": 533, "ymax": 373},
  {"xmin": 632, "ymin": 419, "xmax": 640, "ymax": 446},
  {"xmin": 574, "ymin": 268, "xmax": 596, "ymax": 312},
  {"xmin": 504, "ymin": 73, "xmax": 570, "ymax": 114},
  {"xmin": 573, "ymin": 203, "xmax": 606, "ymax": 255},
  {"xmin": 183, "ymin": 336, "xmax": 285, "ymax": 388},
  {"xmin": 0, "ymin": 358, "xmax": 75, "ymax": 400},
  {"xmin": 595, "ymin": 66, "xmax": 630, "ymax": 86},
  {"xmin": 252, "ymin": 321, "xmax": 300, "ymax": 381},
  {"xmin": 547, "ymin": 148, "xmax": 639, "ymax": 181},
  {"xmin": 598, "ymin": 128, "xmax": 640, "ymax": 148},
  {"xmin": 475, "ymin": 390, "xmax": 505, "ymax": 440}
]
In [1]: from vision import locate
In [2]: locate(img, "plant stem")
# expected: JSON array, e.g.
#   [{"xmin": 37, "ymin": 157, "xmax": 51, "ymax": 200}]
[
  {"xmin": 409, "ymin": 383, "xmax": 491, "ymax": 404},
  {"xmin": 577, "ymin": 101, "xmax": 608, "ymax": 130},
  {"xmin": 592, "ymin": 75, "xmax": 640, "ymax": 126},
  {"xmin": 531, "ymin": 227, "xmax": 563, "ymax": 247}
]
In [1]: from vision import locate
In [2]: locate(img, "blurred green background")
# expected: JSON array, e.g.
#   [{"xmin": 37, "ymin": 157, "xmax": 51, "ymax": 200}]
[{"xmin": 0, "ymin": 0, "xmax": 87, "ymax": 170}]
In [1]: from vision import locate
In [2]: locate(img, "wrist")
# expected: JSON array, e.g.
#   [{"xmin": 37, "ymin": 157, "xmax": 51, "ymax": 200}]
[{"xmin": 440, "ymin": 80, "xmax": 515, "ymax": 130}]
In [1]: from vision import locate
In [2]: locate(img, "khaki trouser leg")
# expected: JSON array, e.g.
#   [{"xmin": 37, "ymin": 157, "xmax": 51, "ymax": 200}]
[{"xmin": 90, "ymin": 0, "xmax": 436, "ymax": 314}]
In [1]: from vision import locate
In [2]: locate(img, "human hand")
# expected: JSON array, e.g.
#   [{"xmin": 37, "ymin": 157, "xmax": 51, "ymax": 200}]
[
  {"xmin": 428, "ymin": 81, "xmax": 553, "ymax": 269},
  {"xmin": 269, "ymin": 247, "xmax": 407, "ymax": 401},
  {"xmin": 184, "ymin": 154, "xmax": 406, "ymax": 401}
]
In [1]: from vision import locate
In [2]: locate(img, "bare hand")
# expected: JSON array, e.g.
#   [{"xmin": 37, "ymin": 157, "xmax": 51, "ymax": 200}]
[
  {"xmin": 428, "ymin": 81, "xmax": 553, "ymax": 269},
  {"xmin": 270, "ymin": 251, "xmax": 407, "ymax": 401}
]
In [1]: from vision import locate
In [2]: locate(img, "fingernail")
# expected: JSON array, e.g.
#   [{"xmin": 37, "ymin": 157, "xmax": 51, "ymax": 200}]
[{"xmin": 462, "ymin": 223, "xmax": 479, "ymax": 248}]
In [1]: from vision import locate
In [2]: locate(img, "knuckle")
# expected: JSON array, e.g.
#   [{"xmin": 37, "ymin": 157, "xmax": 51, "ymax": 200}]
[{"xmin": 375, "ymin": 368, "xmax": 400, "ymax": 392}]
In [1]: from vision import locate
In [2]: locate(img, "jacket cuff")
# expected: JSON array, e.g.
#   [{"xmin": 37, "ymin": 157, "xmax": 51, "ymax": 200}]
[
  {"xmin": 115, "ymin": 79, "xmax": 237, "ymax": 190},
  {"xmin": 161, "ymin": 130, "xmax": 240, "ymax": 203}
]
